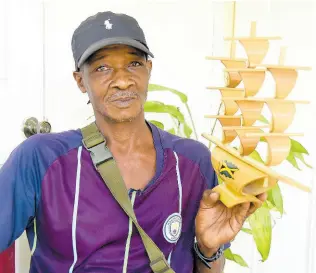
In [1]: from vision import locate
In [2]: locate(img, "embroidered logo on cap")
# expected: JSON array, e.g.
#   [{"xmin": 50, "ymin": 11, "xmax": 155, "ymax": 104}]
[
  {"xmin": 163, "ymin": 213, "xmax": 182, "ymax": 243},
  {"xmin": 104, "ymin": 19, "xmax": 113, "ymax": 30}
]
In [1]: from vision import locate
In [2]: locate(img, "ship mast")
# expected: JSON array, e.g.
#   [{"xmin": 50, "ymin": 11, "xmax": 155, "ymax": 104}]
[{"xmin": 203, "ymin": 18, "xmax": 311, "ymax": 208}]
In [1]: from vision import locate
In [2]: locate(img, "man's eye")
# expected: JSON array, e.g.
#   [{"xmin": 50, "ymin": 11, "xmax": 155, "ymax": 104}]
[
  {"xmin": 130, "ymin": 61, "xmax": 142, "ymax": 67},
  {"xmin": 96, "ymin": 65, "xmax": 110, "ymax": 72}
]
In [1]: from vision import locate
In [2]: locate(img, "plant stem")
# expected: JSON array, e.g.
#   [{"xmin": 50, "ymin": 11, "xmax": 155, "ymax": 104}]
[
  {"xmin": 208, "ymin": 102, "xmax": 223, "ymax": 149},
  {"xmin": 185, "ymin": 103, "xmax": 198, "ymax": 140}
]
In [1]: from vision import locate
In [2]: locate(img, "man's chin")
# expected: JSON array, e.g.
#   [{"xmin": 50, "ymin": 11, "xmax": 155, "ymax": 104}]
[
  {"xmin": 104, "ymin": 111, "xmax": 143, "ymax": 123},
  {"xmin": 96, "ymin": 104, "xmax": 144, "ymax": 123},
  {"xmin": 107, "ymin": 116, "xmax": 137, "ymax": 123}
]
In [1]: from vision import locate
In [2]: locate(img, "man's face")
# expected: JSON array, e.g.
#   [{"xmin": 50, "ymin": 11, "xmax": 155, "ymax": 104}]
[{"xmin": 73, "ymin": 45, "xmax": 152, "ymax": 123}]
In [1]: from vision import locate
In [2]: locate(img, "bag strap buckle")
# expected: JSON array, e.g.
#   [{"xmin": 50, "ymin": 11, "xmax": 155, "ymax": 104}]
[
  {"xmin": 150, "ymin": 256, "xmax": 171, "ymax": 273},
  {"xmin": 83, "ymin": 141, "xmax": 113, "ymax": 169}
]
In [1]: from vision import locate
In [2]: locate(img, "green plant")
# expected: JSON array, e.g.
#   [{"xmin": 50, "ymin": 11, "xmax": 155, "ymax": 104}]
[
  {"xmin": 145, "ymin": 83, "xmax": 312, "ymax": 268},
  {"xmin": 145, "ymin": 84, "xmax": 198, "ymax": 140}
]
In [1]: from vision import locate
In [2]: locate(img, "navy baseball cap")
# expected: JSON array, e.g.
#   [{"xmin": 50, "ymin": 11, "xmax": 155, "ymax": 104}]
[{"xmin": 71, "ymin": 11, "xmax": 154, "ymax": 71}]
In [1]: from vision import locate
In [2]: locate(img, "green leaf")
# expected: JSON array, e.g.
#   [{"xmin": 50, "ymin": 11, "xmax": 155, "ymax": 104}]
[
  {"xmin": 144, "ymin": 101, "xmax": 185, "ymax": 123},
  {"xmin": 248, "ymin": 150, "xmax": 264, "ymax": 163},
  {"xmin": 263, "ymin": 200, "xmax": 280, "ymax": 212},
  {"xmin": 286, "ymin": 150, "xmax": 301, "ymax": 170},
  {"xmin": 148, "ymin": 120, "xmax": 164, "ymax": 130},
  {"xmin": 258, "ymin": 115, "xmax": 269, "ymax": 124},
  {"xmin": 290, "ymin": 138, "xmax": 309, "ymax": 155},
  {"xmin": 183, "ymin": 122, "xmax": 193, "ymax": 138},
  {"xmin": 224, "ymin": 248, "xmax": 249, "ymax": 267},
  {"xmin": 293, "ymin": 152, "xmax": 313, "ymax": 169},
  {"xmin": 241, "ymin": 228, "xmax": 252, "ymax": 235},
  {"xmin": 168, "ymin": 128, "xmax": 176, "ymax": 135},
  {"xmin": 258, "ymin": 200, "xmax": 281, "ymax": 213},
  {"xmin": 267, "ymin": 184, "xmax": 284, "ymax": 215},
  {"xmin": 148, "ymin": 84, "xmax": 188, "ymax": 103},
  {"xmin": 248, "ymin": 206, "xmax": 272, "ymax": 262}
]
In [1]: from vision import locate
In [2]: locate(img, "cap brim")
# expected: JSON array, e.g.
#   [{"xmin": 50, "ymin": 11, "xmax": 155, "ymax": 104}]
[{"xmin": 77, "ymin": 37, "xmax": 154, "ymax": 69}]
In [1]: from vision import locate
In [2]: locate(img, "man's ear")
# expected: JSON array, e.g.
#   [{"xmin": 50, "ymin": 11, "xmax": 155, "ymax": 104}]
[
  {"xmin": 73, "ymin": 71, "xmax": 87, "ymax": 94},
  {"xmin": 146, "ymin": 60, "xmax": 152, "ymax": 78}
]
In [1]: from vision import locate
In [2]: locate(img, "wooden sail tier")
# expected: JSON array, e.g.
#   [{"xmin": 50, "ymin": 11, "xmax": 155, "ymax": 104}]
[
  {"xmin": 205, "ymin": 56, "xmax": 248, "ymax": 62},
  {"xmin": 223, "ymin": 36, "xmax": 281, "ymax": 65},
  {"xmin": 253, "ymin": 64, "xmax": 311, "ymax": 70},
  {"xmin": 222, "ymin": 126, "xmax": 270, "ymax": 130},
  {"xmin": 245, "ymin": 132, "xmax": 303, "ymax": 166},
  {"xmin": 205, "ymin": 56, "xmax": 248, "ymax": 88},
  {"xmin": 220, "ymin": 127, "xmax": 303, "ymax": 166},
  {"xmin": 222, "ymin": 97, "xmax": 265, "ymax": 127},
  {"xmin": 204, "ymin": 115, "xmax": 241, "ymax": 144},
  {"xmin": 206, "ymin": 87, "xmax": 244, "ymax": 115},
  {"xmin": 222, "ymin": 97, "xmax": 310, "ymax": 133},
  {"xmin": 224, "ymin": 68, "xmax": 266, "ymax": 97},
  {"xmin": 245, "ymin": 132, "xmax": 303, "ymax": 137},
  {"xmin": 251, "ymin": 64, "xmax": 312, "ymax": 99},
  {"xmin": 201, "ymin": 133, "xmax": 311, "ymax": 207},
  {"xmin": 224, "ymin": 21, "xmax": 282, "ymax": 66},
  {"xmin": 222, "ymin": 126, "xmax": 269, "ymax": 156},
  {"xmin": 206, "ymin": 87, "xmax": 244, "ymax": 92}
]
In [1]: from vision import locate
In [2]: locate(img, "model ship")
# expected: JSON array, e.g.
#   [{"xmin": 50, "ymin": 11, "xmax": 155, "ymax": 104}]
[{"xmin": 202, "ymin": 21, "xmax": 312, "ymax": 208}]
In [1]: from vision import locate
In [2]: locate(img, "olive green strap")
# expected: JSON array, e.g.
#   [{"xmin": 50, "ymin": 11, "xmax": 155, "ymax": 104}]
[{"xmin": 81, "ymin": 122, "xmax": 175, "ymax": 273}]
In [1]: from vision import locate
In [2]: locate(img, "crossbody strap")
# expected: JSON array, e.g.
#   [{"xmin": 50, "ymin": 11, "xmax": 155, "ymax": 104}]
[{"xmin": 81, "ymin": 122, "xmax": 175, "ymax": 273}]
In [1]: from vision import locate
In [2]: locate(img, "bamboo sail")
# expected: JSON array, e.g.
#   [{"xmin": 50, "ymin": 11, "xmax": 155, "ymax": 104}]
[{"xmin": 204, "ymin": 21, "xmax": 311, "ymax": 208}]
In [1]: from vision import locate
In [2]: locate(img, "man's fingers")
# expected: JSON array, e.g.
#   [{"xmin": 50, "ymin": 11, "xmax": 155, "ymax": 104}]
[
  {"xmin": 239, "ymin": 202, "xmax": 251, "ymax": 217},
  {"xmin": 201, "ymin": 190, "xmax": 220, "ymax": 208},
  {"xmin": 246, "ymin": 193, "xmax": 267, "ymax": 216},
  {"xmin": 234, "ymin": 202, "xmax": 251, "ymax": 224},
  {"xmin": 247, "ymin": 201, "xmax": 262, "ymax": 216},
  {"xmin": 257, "ymin": 192, "xmax": 268, "ymax": 202}
]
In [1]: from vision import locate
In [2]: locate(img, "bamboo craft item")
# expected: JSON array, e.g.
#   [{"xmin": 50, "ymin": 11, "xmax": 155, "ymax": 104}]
[{"xmin": 203, "ymin": 21, "xmax": 312, "ymax": 208}]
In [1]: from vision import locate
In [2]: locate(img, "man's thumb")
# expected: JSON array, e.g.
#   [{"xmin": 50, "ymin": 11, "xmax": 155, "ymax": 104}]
[{"xmin": 200, "ymin": 190, "xmax": 220, "ymax": 208}]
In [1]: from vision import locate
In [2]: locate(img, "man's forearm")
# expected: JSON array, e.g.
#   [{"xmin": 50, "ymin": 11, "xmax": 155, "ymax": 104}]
[{"xmin": 194, "ymin": 255, "xmax": 225, "ymax": 273}]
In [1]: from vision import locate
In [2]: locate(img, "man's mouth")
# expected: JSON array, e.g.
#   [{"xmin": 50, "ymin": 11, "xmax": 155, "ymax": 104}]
[
  {"xmin": 108, "ymin": 91, "xmax": 138, "ymax": 108},
  {"xmin": 112, "ymin": 96, "xmax": 136, "ymax": 102},
  {"xmin": 109, "ymin": 95, "xmax": 137, "ymax": 108}
]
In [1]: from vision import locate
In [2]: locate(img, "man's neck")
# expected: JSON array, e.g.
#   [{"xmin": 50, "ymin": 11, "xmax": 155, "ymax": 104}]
[{"xmin": 94, "ymin": 114, "xmax": 153, "ymax": 154}]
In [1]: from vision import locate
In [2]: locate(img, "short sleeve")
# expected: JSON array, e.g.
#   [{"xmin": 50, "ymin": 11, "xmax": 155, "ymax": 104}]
[
  {"xmin": 198, "ymin": 146, "xmax": 219, "ymax": 190},
  {"xmin": 0, "ymin": 140, "xmax": 37, "ymax": 253}
]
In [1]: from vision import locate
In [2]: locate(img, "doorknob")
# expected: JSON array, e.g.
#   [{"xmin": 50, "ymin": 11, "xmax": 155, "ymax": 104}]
[{"xmin": 22, "ymin": 117, "xmax": 52, "ymax": 138}]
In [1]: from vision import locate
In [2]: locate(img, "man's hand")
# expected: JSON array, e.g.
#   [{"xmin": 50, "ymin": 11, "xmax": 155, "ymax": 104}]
[{"xmin": 195, "ymin": 190, "xmax": 267, "ymax": 256}]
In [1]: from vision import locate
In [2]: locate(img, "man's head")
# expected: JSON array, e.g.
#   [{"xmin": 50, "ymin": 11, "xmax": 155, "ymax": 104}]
[{"xmin": 72, "ymin": 11, "xmax": 154, "ymax": 123}]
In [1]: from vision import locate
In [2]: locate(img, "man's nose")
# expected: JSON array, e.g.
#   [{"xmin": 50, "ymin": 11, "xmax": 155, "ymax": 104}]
[{"xmin": 111, "ymin": 68, "xmax": 134, "ymax": 90}]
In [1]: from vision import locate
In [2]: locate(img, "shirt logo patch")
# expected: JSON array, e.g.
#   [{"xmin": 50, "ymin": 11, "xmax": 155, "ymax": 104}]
[
  {"xmin": 163, "ymin": 213, "xmax": 182, "ymax": 243},
  {"xmin": 104, "ymin": 19, "xmax": 113, "ymax": 30}
]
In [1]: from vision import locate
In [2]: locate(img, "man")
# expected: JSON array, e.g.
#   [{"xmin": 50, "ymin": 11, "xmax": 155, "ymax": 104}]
[{"xmin": 0, "ymin": 11, "xmax": 266, "ymax": 272}]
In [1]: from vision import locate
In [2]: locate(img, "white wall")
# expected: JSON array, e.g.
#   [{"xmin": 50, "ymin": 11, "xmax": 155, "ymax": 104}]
[{"xmin": 0, "ymin": 0, "xmax": 316, "ymax": 272}]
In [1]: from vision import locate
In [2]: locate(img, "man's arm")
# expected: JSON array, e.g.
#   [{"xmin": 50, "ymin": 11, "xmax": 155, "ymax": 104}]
[{"xmin": 0, "ymin": 140, "xmax": 37, "ymax": 253}]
